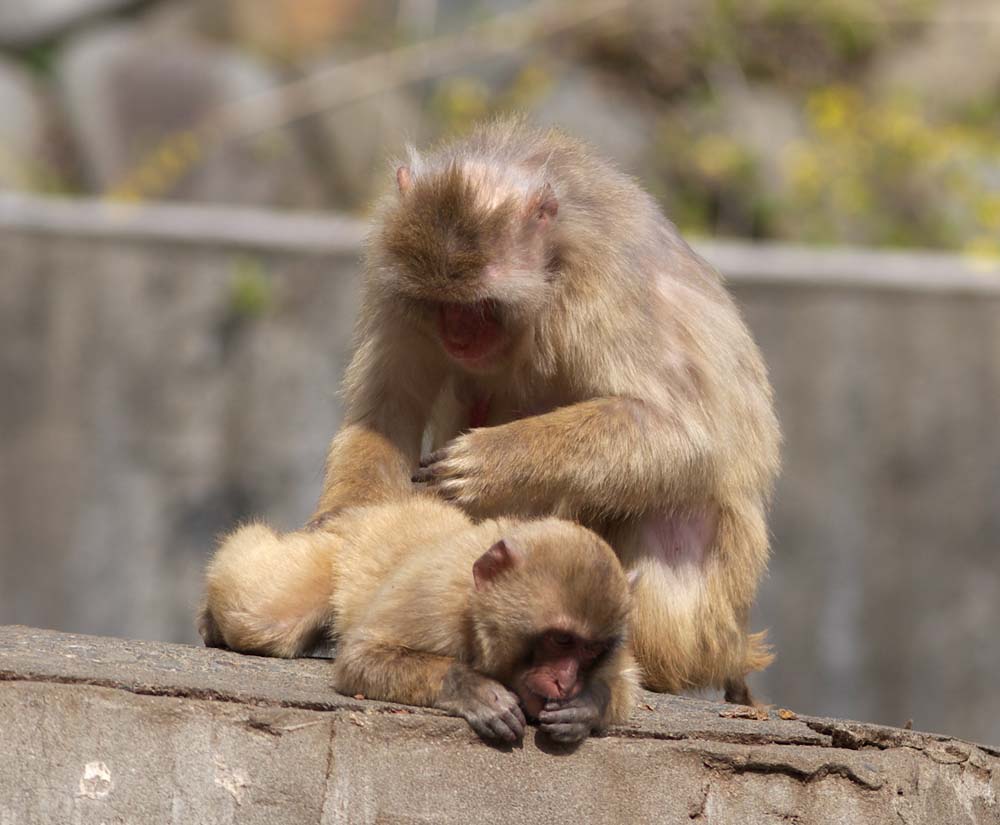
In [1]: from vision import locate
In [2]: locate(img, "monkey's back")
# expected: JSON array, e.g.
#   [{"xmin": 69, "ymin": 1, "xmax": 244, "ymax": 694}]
[{"xmin": 328, "ymin": 496, "xmax": 492, "ymax": 658}]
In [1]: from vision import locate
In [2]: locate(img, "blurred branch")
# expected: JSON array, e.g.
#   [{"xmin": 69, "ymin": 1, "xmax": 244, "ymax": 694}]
[
  {"xmin": 206, "ymin": 0, "xmax": 633, "ymax": 140},
  {"xmin": 107, "ymin": 0, "xmax": 633, "ymax": 200}
]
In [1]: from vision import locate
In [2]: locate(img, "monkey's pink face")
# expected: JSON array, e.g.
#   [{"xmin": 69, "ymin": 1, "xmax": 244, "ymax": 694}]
[
  {"xmin": 437, "ymin": 300, "xmax": 509, "ymax": 370},
  {"xmin": 512, "ymin": 630, "xmax": 606, "ymax": 719}
]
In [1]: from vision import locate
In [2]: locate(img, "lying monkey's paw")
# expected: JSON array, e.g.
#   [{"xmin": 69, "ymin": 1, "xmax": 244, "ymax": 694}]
[
  {"xmin": 459, "ymin": 682, "xmax": 526, "ymax": 743},
  {"xmin": 412, "ymin": 433, "xmax": 490, "ymax": 507},
  {"xmin": 538, "ymin": 695, "xmax": 602, "ymax": 744}
]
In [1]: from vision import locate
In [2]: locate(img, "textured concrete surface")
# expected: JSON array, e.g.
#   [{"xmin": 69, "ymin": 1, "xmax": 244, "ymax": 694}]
[{"xmin": 1, "ymin": 626, "xmax": 998, "ymax": 824}]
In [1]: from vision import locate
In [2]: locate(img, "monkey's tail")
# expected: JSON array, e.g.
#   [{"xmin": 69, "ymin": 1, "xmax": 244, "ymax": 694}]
[
  {"xmin": 744, "ymin": 629, "xmax": 775, "ymax": 674},
  {"xmin": 202, "ymin": 524, "xmax": 339, "ymax": 658}
]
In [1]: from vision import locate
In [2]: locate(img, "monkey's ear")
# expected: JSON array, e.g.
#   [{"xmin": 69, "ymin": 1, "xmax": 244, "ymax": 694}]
[
  {"xmin": 396, "ymin": 165, "xmax": 412, "ymax": 195},
  {"xmin": 527, "ymin": 182, "xmax": 558, "ymax": 225},
  {"xmin": 626, "ymin": 568, "xmax": 643, "ymax": 593},
  {"xmin": 473, "ymin": 538, "xmax": 523, "ymax": 590}
]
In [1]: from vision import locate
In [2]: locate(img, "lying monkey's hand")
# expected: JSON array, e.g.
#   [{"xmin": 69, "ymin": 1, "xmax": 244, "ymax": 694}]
[
  {"xmin": 538, "ymin": 688, "xmax": 607, "ymax": 744},
  {"xmin": 438, "ymin": 664, "xmax": 526, "ymax": 743}
]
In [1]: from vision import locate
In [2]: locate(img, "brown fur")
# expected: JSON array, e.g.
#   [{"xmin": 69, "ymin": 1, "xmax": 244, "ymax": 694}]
[
  {"xmin": 201, "ymin": 497, "xmax": 638, "ymax": 736},
  {"xmin": 309, "ymin": 118, "xmax": 780, "ymax": 698}
]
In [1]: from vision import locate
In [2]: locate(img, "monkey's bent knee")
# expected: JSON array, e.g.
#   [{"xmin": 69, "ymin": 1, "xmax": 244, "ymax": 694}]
[{"xmin": 202, "ymin": 524, "xmax": 337, "ymax": 657}]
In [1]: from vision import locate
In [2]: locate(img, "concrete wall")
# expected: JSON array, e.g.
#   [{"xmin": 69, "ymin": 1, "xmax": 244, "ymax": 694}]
[
  {"xmin": 3, "ymin": 626, "xmax": 998, "ymax": 825},
  {"xmin": 1, "ymin": 194, "xmax": 998, "ymax": 746}
]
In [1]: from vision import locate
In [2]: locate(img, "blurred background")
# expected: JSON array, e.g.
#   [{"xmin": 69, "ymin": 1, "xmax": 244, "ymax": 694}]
[{"xmin": 0, "ymin": 0, "xmax": 998, "ymax": 746}]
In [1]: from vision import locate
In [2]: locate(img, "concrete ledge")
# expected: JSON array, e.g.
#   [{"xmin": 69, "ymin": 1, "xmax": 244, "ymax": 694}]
[
  {"xmin": 2, "ymin": 192, "xmax": 999, "ymax": 294},
  {"xmin": 1, "ymin": 626, "xmax": 997, "ymax": 824}
]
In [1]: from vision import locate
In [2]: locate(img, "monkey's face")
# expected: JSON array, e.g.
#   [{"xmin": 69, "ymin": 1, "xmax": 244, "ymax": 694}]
[
  {"xmin": 376, "ymin": 162, "xmax": 559, "ymax": 372},
  {"xmin": 468, "ymin": 521, "xmax": 630, "ymax": 718},
  {"xmin": 510, "ymin": 629, "xmax": 612, "ymax": 719},
  {"xmin": 436, "ymin": 299, "xmax": 506, "ymax": 367}
]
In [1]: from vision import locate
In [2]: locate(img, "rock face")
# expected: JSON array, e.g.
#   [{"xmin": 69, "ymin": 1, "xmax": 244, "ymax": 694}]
[
  {"xmin": 56, "ymin": 25, "xmax": 326, "ymax": 206},
  {"xmin": 0, "ymin": 57, "xmax": 51, "ymax": 191},
  {"xmin": 1, "ymin": 625, "xmax": 997, "ymax": 825},
  {"xmin": 0, "ymin": 0, "xmax": 136, "ymax": 48}
]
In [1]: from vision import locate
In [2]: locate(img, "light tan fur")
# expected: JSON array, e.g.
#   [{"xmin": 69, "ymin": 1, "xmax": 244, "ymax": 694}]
[
  {"xmin": 304, "ymin": 119, "xmax": 780, "ymax": 700},
  {"xmin": 202, "ymin": 497, "xmax": 638, "ymax": 732}
]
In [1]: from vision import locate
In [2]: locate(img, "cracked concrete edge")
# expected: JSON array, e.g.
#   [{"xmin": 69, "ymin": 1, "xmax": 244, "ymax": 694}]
[
  {"xmin": 1, "ymin": 624, "xmax": 996, "ymax": 757},
  {"xmin": 2, "ymin": 625, "xmax": 999, "ymax": 825}
]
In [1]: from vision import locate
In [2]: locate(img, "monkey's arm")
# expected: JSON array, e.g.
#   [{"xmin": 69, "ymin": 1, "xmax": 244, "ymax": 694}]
[
  {"xmin": 310, "ymin": 423, "xmax": 419, "ymax": 524},
  {"xmin": 537, "ymin": 648, "xmax": 638, "ymax": 743},
  {"xmin": 310, "ymin": 332, "xmax": 442, "ymax": 524},
  {"xmin": 414, "ymin": 397, "xmax": 711, "ymax": 517},
  {"xmin": 332, "ymin": 637, "xmax": 526, "ymax": 742}
]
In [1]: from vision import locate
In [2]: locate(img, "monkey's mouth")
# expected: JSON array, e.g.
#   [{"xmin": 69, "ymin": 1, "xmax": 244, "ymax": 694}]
[
  {"xmin": 437, "ymin": 301, "xmax": 506, "ymax": 364},
  {"xmin": 517, "ymin": 689, "xmax": 546, "ymax": 720}
]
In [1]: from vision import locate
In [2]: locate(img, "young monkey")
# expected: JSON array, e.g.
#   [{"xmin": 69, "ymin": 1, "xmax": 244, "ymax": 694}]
[
  {"xmin": 308, "ymin": 118, "xmax": 781, "ymax": 703},
  {"xmin": 201, "ymin": 497, "xmax": 637, "ymax": 744}
]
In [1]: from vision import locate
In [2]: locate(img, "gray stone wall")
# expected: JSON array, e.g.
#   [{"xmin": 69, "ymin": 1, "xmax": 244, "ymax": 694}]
[
  {"xmin": 4, "ymin": 626, "xmax": 998, "ymax": 825},
  {"xmin": 1, "ymin": 194, "xmax": 998, "ymax": 747}
]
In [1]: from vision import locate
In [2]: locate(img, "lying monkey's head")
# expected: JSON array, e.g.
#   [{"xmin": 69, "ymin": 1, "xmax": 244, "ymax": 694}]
[
  {"xmin": 466, "ymin": 519, "xmax": 631, "ymax": 720},
  {"xmin": 372, "ymin": 155, "xmax": 560, "ymax": 373}
]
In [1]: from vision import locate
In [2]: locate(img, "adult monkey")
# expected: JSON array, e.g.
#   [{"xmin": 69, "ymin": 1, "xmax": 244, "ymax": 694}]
[{"xmin": 310, "ymin": 118, "xmax": 780, "ymax": 702}]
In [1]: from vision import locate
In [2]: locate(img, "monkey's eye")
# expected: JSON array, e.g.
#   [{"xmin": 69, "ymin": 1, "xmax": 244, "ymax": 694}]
[
  {"xmin": 549, "ymin": 631, "xmax": 574, "ymax": 648},
  {"xmin": 582, "ymin": 642, "xmax": 607, "ymax": 661}
]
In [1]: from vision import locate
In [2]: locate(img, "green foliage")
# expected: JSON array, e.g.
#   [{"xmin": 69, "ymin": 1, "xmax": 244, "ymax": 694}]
[
  {"xmin": 778, "ymin": 88, "xmax": 1000, "ymax": 253},
  {"xmin": 710, "ymin": 0, "xmax": 934, "ymax": 83},
  {"xmin": 429, "ymin": 64, "xmax": 554, "ymax": 136},
  {"xmin": 228, "ymin": 258, "xmax": 273, "ymax": 319},
  {"xmin": 628, "ymin": 0, "xmax": 1000, "ymax": 256},
  {"xmin": 17, "ymin": 44, "xmax": 59, "ymax": 77}
]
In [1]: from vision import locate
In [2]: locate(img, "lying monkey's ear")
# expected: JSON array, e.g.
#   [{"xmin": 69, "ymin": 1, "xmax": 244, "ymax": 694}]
[
  {"xmin": 473, "ymin": 538, "xmax": 524, "ymax": 590},
  {"xmin": 527, "ymin": 182, "xmax": 558, "ymax": 225},
  {"xmin": 396, "ymin": 165, "xmax": 412, "ymax": 195}
]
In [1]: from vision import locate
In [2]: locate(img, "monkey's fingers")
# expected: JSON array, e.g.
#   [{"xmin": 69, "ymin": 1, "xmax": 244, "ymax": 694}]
[
  {"xmin": 539, "ymin": 721, "xmax": 590, "ymax": 744},
  {"xmin": 500, "ymin": 704, "xmax": 526, "ymax": 739},
  {"xmin": 412, "ymin": 469, "xmax": 465, "ymax": 504},
  {"xmin": 490, "ymin": 710, "xmax": 523, "ymax": 742},
  {"xmin": 466, "ymin": 707, "xmax": 521, "ymax": 743},
  {"xmin": 510, "ymin": 701, "xmax": 527, "ymax": 729},
  {"xmin": 418, "ymin": 449, "xmax": 448, "ymax": 469},
  {"xmin": 539, "ymin": 701, "xmax": 596, "ymax": 722},
  {"xmin": 411, "ymin": 465, "xmax": 438, "ymax": 484}
]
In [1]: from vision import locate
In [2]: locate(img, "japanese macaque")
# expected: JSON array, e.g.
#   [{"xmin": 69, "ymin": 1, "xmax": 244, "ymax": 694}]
[
  {"xmin": 307, "ymin": 117, "xmax": 781, "ymax": 703},
  {"xmin": 201, "ymin": 497, "xmax": 637, "ymax": 743}
]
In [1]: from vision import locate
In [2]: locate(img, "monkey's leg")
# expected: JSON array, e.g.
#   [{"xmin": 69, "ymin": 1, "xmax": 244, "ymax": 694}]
[
  {"xmin": 602, "ymin": 648, "xmax": 642, "ymax": 723},
  {"xmin": 624, "ymin": 505, "xmax": 773, "ymax": 700},
  {"xmin": 333, "ymin": 638, "xmax": 525, "ymax": 742},
  {"xmin": 723, "ymin": 678, "xmax": 755, "ymax": 706},
  {"xmin": 201, "ymin": 525, "xmax": 338, "ymax": 657},
  {"xmin": 414, "ymin": 397, "xmax": 710, "ymax": 517}
]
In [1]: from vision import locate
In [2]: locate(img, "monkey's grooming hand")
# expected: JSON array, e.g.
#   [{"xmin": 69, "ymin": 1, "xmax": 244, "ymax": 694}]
[
  {"xmin": 412, "ymin": 430, "xmax": 504, "ymax": 511},
  {"xmin": 437, "ymin": 664, "xmax": 526, "ymax": 743},
  {"xmin": 537, "ymin": 683, "xmax": 610, "ymax": 744}
]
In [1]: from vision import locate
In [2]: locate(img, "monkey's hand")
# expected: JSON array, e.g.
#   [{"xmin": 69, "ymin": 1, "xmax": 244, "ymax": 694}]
[
  {"xmin": 437, "ymin": 664, "xmax": 526, "ymax": 744},
  {"xmin": 412, "ymin": 430, "xmax": 504, "ymax": 512},
  {"xmin": 537, "ymin": 683, "xmax": 610, "ymax": 744}
]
